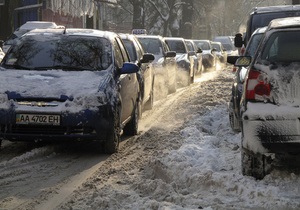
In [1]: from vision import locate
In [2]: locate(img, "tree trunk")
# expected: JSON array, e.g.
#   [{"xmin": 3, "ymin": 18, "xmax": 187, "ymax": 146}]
[{"xmin": 132, "ymin": 0, "xmax": 145, "ymax": 29}]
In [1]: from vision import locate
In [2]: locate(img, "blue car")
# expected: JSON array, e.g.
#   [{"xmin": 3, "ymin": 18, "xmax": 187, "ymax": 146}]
[{"xmin": 0, "ymin": 28, "xmax": 143, "ymax": 154}]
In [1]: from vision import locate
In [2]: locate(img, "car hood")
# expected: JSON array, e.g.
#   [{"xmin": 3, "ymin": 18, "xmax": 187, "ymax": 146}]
[{"xmin": 0, "ymin": 68, "xmax": 112, "ymax": 101}]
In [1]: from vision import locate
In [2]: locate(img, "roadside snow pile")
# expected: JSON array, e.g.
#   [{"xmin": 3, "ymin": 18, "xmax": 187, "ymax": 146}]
[{"xmin": 139, "ymin": 105, "xmax": 300, "ymax": 210}]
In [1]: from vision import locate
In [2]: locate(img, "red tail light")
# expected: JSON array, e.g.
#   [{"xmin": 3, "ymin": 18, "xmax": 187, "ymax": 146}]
[{"xmin": 245, "ymin": 69, "xmax": 271, "ymax": 101}]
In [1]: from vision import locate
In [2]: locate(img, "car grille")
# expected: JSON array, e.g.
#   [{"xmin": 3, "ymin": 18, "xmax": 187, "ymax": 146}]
[{"xmin": 4, "ymin": 124, "xmax": 94, "ymax": 135}]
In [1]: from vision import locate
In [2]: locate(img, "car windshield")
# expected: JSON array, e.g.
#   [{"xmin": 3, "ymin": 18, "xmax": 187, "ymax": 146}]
[
  {"xmin": 138, "ymin": 37, "xmax": 162, "ymax": 55},
  {"xmin": 185, "ymin": 41, "xmax": 194, "ymax": 51},
  {"xmin": 2, "ymin": 34, "xmax": 113, "ymax": 70},
  {"xmin": 261, "ymin": 31, "xmax": 300, "ymax": 63},
  {"xmin": 212, "ymin": 44, "xmax": 221, "ymax": 51},
  {"xmin": 165, "ymin": 40, "xmax": 186, "ymax": 53},
  {"xmin": 195, "ymin": 41, "xmax": 210, "ymax": 50},
  {"xmin": 222, "ymin": 43, "xmax": 233, "ymax": 51},
  {"xmin": 251, "ymin": 12, "xmax": 298, "ymax": 36},
  {"xmin": 244, "ymin": 33, "xmax": 263, "ymax": 56}
]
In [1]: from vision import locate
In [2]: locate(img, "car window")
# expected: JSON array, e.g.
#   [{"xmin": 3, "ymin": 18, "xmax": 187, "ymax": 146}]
[
  {"xmin": 138, "ymin": 38, "xmax": 162, "ymax": 55},
  {"xmin": 244, "ymin": 33, "xmax": 263, "ymax": 56},
  {"xmin": 115, "ymin": 37, "xmax": 130, "ymax": 63},
  {"xmin": 196, "ymin": 41, "xmax": 210, "ymax": 50},
  {"xmin": 113, "ymin": 39, "xmax": 125, "ymax": 68},
  {"xmin": 261, "ymin": 31, "xmax": 300, "ymax": 63},
  {"xmin": 3, "ymin": 35, "xmax": 113, "ymax": 70},
  {"xmin": 212, "ymin": 44, "xmax": 221, "ymax": 51},
  {"xmin": 165, "ymin": 40, "xmax": 186, "ymax": 53},
  {"xmin": 185, "ymin": 41, "xmax": 194, "ymax": 51},
  {"xmin": 123, "ymin": 39, "xmax": 138, "ymax": 62}
]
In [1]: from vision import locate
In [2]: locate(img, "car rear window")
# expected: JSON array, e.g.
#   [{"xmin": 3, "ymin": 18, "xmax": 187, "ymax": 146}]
[
  {"xmin": 2, "ymin": 35, "xmax": 113, "ymax": 70},
  {"xmin": 261, "ymin": 31, "xmax": 300, "ymax": 63}
]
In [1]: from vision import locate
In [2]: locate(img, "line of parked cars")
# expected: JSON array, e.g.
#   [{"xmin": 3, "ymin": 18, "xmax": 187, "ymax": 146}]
[{"xmin": 0, "ymin": 21, "xmax": 227, "ymax": 154}]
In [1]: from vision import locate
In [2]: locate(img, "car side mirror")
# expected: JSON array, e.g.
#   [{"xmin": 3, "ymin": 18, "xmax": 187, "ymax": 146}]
[
  {"xmin": 140, "ymin": 53, "xmax": 155, "ymax": 63},
  {"xmin": 166, "ymin": 51, "xmax": 176, "ymax": 58},
  {"xmin": 197, "ymin": 48, "xmax": 202, "ymax": 53},
  {"xmin": 227, "ymin": 56, "xmax": 239, "ymax": 65},
  {"xmin": 234, "ymin": 33, "xmax": 244, "ymax": 48},
  {"xmin": 235, "ymin": 56, "xmax": 251, "ymax": 67},
  {"xmin": 227, "ymin": 56, "xmax": 251, "ymax": 67},
  {"xmin": 119, "ymin": 62, "xmax": 139, "ymax": 74}
]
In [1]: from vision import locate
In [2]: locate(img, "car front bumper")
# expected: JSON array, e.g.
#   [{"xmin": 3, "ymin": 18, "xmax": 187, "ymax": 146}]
[{"xmin": 0, "ymin": 104, "xmax": 112, "ymax": 142}]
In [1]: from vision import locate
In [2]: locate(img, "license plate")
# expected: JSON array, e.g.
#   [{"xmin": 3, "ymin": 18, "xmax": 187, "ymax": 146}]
[{"xmin": 16, "ymin": 114, "xmax": 60, "ymax": 125}]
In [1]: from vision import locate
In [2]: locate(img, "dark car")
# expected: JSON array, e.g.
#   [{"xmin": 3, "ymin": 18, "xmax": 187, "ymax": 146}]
[
  {"xmin": 120, "ymin": 34, "xmax": 155, "ymax": 112},
  {"xmin": 185, "ymin": 39, "xmax": 203, "ymax": 75},
  {"xmin": 164, "ymin": 37, "xmax": 196, "ymax": 86},
  {"xmin": 193, "ymin": 40, "xmax": 217, "ymax": 71},
  {"xmin": 234, "ymin": 5, "xmax": 300, "ymax": 48},
  {"xmin": 213, "ymin": 36, "xmax": 237, "ymax": 56},
  {"xmin": 234, "ymin": 17, "xmax": 300, "ymax": 179},
  {"xmin": 227, "ymin": 26, "xmax": 266, "ymax": 133},
  {"xmin": 0, "ymin": 28, "xmax": 141, "ymax": 154},
  {"xmin": 136, "ymin": 35, "xmax": 177, "ymax": 95}
]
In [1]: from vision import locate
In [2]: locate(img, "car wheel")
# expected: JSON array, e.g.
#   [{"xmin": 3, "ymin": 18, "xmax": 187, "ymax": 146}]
[
  {"xmin": 104, "ymin": 107, "xmax": 121, "ymax": 154},
  {"xmin": 123, "ymin": 99, "xmax": 140, "ymax": 136},
  {"xmin": 241, "ymin": 148, "xmax": 271, "ymax": 180}
]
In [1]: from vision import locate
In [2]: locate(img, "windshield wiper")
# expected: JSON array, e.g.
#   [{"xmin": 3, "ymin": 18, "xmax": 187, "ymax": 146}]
[
  {"xmin": 33, "ymin": 65, "xmax": 86, "ymax": 71},
  {"xmin": 3, "ymin": 64, "xmax": 31, "ymax": 70}
]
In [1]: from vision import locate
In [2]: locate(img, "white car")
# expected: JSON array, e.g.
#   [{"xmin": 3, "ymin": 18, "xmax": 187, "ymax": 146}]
[{"xmin": 2, "ymin": 21, "xmax": 61, "ymax": 53}]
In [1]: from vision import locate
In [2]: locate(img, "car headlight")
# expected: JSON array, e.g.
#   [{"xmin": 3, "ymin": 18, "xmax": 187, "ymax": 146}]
[{"xmin": 70, "ymin": 92, "xmax": 108, "ymax": 108}]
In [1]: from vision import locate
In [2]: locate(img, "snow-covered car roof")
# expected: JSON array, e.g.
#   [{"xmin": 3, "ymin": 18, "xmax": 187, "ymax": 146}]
[
  {"xmin": 251, "ymin": 4, "xmax": 300, "ymax": 14},
  {"xmin": 268, "ymin": 16, "xmax": 300, "ymax": 29},
  {"xmin": 25, "ymin": 28, "xmax": 120, "ymax": 40},
  {"xmin": 18, "ymin": 21, "xmax": 58, "ymax": 30}
]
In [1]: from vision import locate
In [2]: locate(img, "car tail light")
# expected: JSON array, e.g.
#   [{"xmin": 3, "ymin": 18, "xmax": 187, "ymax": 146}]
[{"xmin": 245, "ymin": 69, "xmax": 271, "ymax": 102}]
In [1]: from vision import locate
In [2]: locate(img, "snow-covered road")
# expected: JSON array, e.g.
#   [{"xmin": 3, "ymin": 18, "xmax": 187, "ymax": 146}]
[{"xmin": 1, "ymin": 66, "xmax": 300, "ymax": 210}]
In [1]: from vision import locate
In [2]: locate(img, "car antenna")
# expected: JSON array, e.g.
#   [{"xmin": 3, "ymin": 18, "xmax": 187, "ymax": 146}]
[
  {"xmin": 63, "ymin": 12, "xmax": 72, "ymax": 35},
  {"xmin": 63, "ymin": 26, "xmax": 67, "ymax": 34}
]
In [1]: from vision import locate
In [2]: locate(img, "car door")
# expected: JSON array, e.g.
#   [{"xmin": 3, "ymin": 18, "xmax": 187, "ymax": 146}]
[{"xmin": 114, "ymin": 38, "xmax": 138, "ymax": 123}]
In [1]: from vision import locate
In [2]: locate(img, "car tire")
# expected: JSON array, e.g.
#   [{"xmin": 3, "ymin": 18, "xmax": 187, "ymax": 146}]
[
  {"xmin": 241, "ymin": 148, "xmax": 271, "ymax": 180},
  {"xmin": 123, "ymin": 99, "xmax": 140, "ymax": 136},
  {"xmin": 104, "ymin": 107, "xmax": 121, "ymax": 154}
]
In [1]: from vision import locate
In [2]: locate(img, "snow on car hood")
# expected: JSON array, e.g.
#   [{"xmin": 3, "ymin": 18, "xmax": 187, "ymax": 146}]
[
  {"xmin": 0, "ymin": 69, "xmax": 110, "ymax": 99},
  {"xmin": 0, "ymin": 68, "xmax": 115, "ymax": 112}
]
